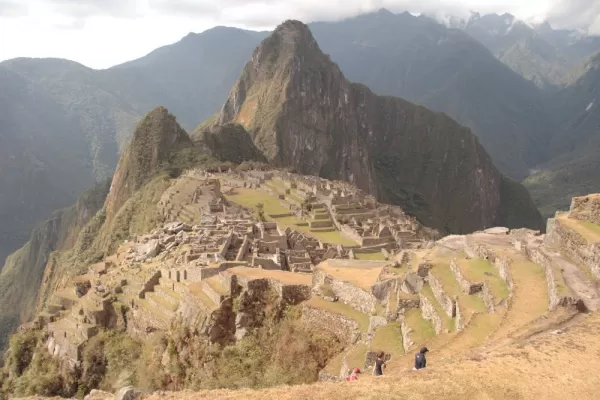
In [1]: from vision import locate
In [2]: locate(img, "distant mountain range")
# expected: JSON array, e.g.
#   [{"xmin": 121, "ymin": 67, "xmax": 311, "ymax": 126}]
[
  {"xmin": 439, "ymin": 12, "xmax": 600, "ymax": 89},
  {"xmin": 1, "ymin": 8, "xmax": 600, "ymax": 269}
]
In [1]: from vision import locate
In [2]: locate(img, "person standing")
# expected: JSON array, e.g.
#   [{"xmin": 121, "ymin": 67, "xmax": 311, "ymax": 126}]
[
  {"xmin": 414, "ymin": 347, "xmax": 429, "ymax": 370},
  {"xmin": 373, "ymin": 351, "xmax": 387, "ymax": 376}
]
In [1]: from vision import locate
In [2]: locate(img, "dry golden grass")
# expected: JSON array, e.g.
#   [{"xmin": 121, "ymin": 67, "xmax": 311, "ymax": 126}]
[
  {"xmin": 490, "ymin": 252, "xmax": 548, "ymax": 341},
  {"xmin": 557, "ymin": 214, "xmax": 600, "ymax": 243},
  {"xmin": 316, "ymin": 260, "xmax": 386, "ymax": 291},
  {"xmin": 187, "ymin": 282, "xmax": 217, "ymax": 309},
  {"xmin": 227, "ymin": 267, "xmax": 312, "ymax": 286},
  {"xmin": 142, "ymin": 313, "xmax": 600, "ymax": 400}
]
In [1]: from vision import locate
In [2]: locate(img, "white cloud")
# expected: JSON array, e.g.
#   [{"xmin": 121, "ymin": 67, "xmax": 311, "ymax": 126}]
[
  {"xmin": 0, "ymin": 0, "xmax": 597, "ymax": 69},
  {"xmin": 544, "ymin": 0, "xmax": 600, "ymax": 34}
]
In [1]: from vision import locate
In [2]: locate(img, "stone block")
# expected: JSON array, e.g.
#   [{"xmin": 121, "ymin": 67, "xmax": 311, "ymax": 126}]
[{"xmin": 417, "ymin": 263, "xmax": 432, "ymax": 278}]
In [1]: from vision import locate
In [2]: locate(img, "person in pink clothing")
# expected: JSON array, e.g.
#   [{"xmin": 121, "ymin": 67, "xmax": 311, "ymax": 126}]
[{"xmin": 346, "ymin": 367, "xmax": 361, "ymax": 382}]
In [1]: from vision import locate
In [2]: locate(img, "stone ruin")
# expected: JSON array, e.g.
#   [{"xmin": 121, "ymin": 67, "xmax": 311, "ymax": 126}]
[{"xmin": 34, "ymin": 170, "xmax": 600, "ymax": 384}]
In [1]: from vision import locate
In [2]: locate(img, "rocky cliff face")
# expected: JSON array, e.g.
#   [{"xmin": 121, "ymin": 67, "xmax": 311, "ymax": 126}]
[
  {"xmin": 105, "ymin": 107, "xmax": 194, "ymax": 222},
  {"xmin": 215, "ymin": 20, "xmax": 543, "ymax": 234},
  {"xmin": 0, "ymin": 181, "xmax": 109, "ymax": 351},
  {"xmin": 192, "ymin": 122, "xmax": 267, "ymax": 164}
]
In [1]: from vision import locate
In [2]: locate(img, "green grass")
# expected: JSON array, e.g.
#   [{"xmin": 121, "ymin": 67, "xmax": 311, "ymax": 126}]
[
  {"xmin": 323, "ymin": 343, "xmax": 368, "ymax": 376},
  {"xmin": 371, "ymin": 322, "xmax": 404, "ymax": 356},
  {"xmin": 355, "ymin": 252, "xmax": 386, "ymax": 261},
  {"xmin": 225, "ymin": 188, "xmax": 290, "ymax": 216},
  {"xmin": 345, "ymin": 344, "xmax": 368, "ymax": 372},
  {"xmin": 226, "ymin": 188, "xmax": 357, "ymax": 245},
  {"xmin": 580, "ymin": 220, "xmax": 600, "ymax": 238},
  {"xmin": 307, "ymin": 296, "xmax": 370, "ymax": 333},
  {"xmin": 457, "ymin": 258, "xmax": 510, "ymax": 301},
  {"xmin": 404, "ymin": 309, "xmax": 435, "ymax": 350},
  {"xmin": 430, "ymin": 265, "xmax": 487, "ymax": 320}
]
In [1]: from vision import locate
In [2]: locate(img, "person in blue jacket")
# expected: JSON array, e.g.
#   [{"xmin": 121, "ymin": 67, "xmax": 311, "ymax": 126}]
[{"xmin": 414, "ymin": 347, "xmax": 429, "ymax": 370}]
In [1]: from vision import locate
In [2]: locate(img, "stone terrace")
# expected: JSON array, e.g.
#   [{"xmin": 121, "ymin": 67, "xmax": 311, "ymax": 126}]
[{"xmin": 33, "ymin": 170, "xmax": 600, "ymax": 382}]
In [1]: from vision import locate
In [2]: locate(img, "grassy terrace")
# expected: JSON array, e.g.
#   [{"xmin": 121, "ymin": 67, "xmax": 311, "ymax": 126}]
[
  {"xmin": 490, "ymin": 251, "xmax": 548, "ymax": 340},
  {"xmin": 456, "ymin": 258, "xmax": 510, "ymax": 301},
  {"xmin": 430, "ymin": 264, "xmax": 487, "ymax": 322},
  {"xmin": 371, "ymin": 322, "xmax": 404, "ymax": 356},
  {"xmin": 558, "ymin": 215, "xmax": 600, "ymax": 243},
  {"xmin": 317, "ymin": 260, "xmax": 385, "ymax": 291},
  {"xmin": 323, "ymin": 343, "xmax": 368, "ymax": 376},
  {"xmin": 188, "ymin": 282, "xmax": 218, "ymax": 310},
  {"xmin": 306, "ymin": 296, "xmax": 369, "ymax": 333},
  {"xmin": 227, "ymin": 267, "xmax": 312, "ymax": 285},
  {"xmin": 224, "ymin": 187, "xmax": 357, "ymax": 246},
  {"xmin": 404, "ymin": 309, "xmax": 435, "ymax": 351},
  {"xmin": 420, "ymin": 285, "xmax": 454, "ymax": 332},
  {"xmin": 355, "ymin": 252, "xmax": 387, "ymax": 261}
]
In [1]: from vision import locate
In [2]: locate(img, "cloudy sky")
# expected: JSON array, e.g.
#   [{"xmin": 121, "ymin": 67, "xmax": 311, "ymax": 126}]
[{"xmin": 0, "ymin": 0, "xmax": 598, "ymax": 69}]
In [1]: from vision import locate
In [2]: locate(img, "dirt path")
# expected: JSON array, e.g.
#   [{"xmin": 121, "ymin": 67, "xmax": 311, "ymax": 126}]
[{"xmin": 542, "ymin": 248, "xmax": 600, "ymax": 311}]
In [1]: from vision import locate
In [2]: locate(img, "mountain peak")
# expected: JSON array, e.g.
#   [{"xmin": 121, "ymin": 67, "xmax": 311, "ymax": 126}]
[
  {"xmin": 214, "ymin": 21, "xmax": 543, "ymax": 233},
  {"xmin": 270, "ymin": 19, "xmax": 318, "ymax": 49},
  {"xmin": 105, "ymin": 106, "xmax": 193, "ymax": 221}
]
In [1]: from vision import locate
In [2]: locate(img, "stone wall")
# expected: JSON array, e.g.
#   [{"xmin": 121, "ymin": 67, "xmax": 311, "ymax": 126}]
[
  {"xmin": 454, "ymin": 296, "xmax": 464, "ymax": 331},
  {"xmin": 400, "ymin": 272, "xmax": 424, "ymax": 294},
  {"xmin": 569, "ymin": 195, "xmax": 600, "ymax": 225},
  {"xmin": 481, "ymin": 282, "xmax": 495, "ymax": 313},
  {"xmin": 313, "ymin": 269, "xmax": 376, "ymax": 314},
  {"xmin": 301, "ymin": 304, "xmax": 360, "ymax": 344},
  {"xmin": 545, "ymin": 218, "xmax": 600, "ymax": 280},
  {"xmin": 371, "ymin": 279, "xmax": 397, "ymax": 303},
  {"xmin": 276, "ymin": 284, "xmax": 312, "ymax": 305},
  {"xmin": 177, "ymin": 291, "xmax": 212, "ymax": 328},
  {"xmin": 339, "ymin": 225, "xmax": 363, "ymax": 245},
  {"xmin": 419, "ymin": 292, "xmax": 443, "ymax": 334},
  {"xmin": 310, "ymin": 220, "xmax": 334, "ymax": 229},
  {"xmin": 450, "ymin": 259, "xmax": 483, "ymax": 294},
  {"xmin": 466, "ymin": 238, "xmax": 514, "ymax": 292},
  {"xmin": 361, "ymin": 237, "xmax": 394, "ymax": 247},
  {"xmin": 427, "ymin": 271, "xmax": 456, "ymax": 317},
  {"xmin": 399, "ymin": 316, "xmax": 413, "ymax": 352},
  {"xmin": 218, "ymin": 233, "xmax": 234, "ymax": 258},
  {"xmin": 524, "ymin": 243, "xmax": 582, "ymax": 311},
  {"xmin": 128, "ymin": 302, "xmax": 172, "ymax": 335},
  {"xmin": 236, "ymin": 236, "xmax": 251, "ymax": 261}
]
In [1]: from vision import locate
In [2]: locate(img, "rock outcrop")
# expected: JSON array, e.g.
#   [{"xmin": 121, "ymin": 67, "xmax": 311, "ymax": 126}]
[
  {"xmin": 214, "ymin": 20, "xmax": 543, "ymax": 234},
  {"xmin": 192, "ymin": 122, "xmax": 267, "ymax": 164},
  {"xmin": 105, "ymin": 106, "xmax": 194, "ymax": 222}
]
